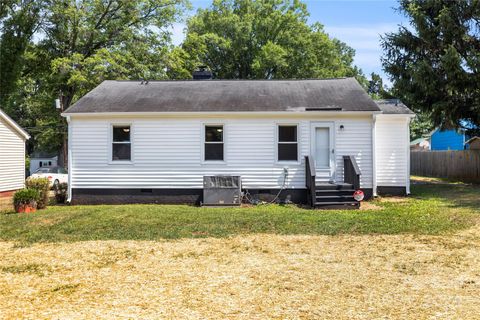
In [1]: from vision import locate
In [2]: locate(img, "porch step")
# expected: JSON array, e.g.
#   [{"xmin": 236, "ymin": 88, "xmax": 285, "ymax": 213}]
[
  {"xmin": 315, "ymin": 183, "xmax": 354, "ymax": 191},
  {"xmin": 315, "ymin": 195, "xmax": 355, "ymax": 202},
  {"xmin": 315, "ymin": 189, "xmax": 355, "ymax": 196},
  {"xmin": 313, "ymin": 182, "xmax": 360, "ymax": 209},
  {"xmin": 314, "ymin": 201, "xmax": 360, "ymax": 209}
]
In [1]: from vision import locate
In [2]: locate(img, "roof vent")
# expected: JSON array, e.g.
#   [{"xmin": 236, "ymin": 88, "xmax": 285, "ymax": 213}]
[{"xmin": 193, "ymin": 66, "xmax": 212, "ymax": 80}]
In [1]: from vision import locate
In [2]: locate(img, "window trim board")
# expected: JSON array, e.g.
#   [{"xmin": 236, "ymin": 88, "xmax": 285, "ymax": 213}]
[
  {"xmin": 109, "ymin": 122, "xmax": 134, "ymax": 165},
  {"xmin": 201, "ymin": 123, "xmax": 226, "ymax": 164},
  {"xmin": 275, "ymin": 123, "xmax": 300, "ymax": 164}
]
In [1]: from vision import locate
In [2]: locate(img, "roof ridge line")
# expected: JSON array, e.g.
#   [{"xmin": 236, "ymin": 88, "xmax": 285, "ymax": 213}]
[{"xmin": 106, "ymin": 77, "xmax": 352, "ymax": 83}]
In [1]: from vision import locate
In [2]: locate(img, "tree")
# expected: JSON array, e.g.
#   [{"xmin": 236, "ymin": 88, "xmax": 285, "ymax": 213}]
[
  {"xmin": 367, "ymin": 72, "xmax": 394, "ymax": 99},
  {"xmin": 0, "ymin": 0, "xmax": 45, "ymax": 107},
  {"xmin": 168, "ymin": 0, "xmax": 364, "ymax": 80},
  {"xmin": 410, "ymin": 112, "xmax": 434, "ymax": 140},
  {"xmin": 1, "ymin": 0, "xmax": 187, "ymax": 161},
  {"xmin": 381, "ymin": 0, "xmax": 480, "ymax": 129}
]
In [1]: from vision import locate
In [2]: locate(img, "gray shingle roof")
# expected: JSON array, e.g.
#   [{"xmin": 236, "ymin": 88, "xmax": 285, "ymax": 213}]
[
  {"xmin": 64, "ymin": 78, "xmax": 382, "ymax": 114},
  {"xmin": 375, "ymin": 99, "xmax": 414, "ymax": 114}
]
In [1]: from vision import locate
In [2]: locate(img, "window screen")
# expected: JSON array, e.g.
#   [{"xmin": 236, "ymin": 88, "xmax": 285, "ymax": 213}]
[
  {"xmin": 112, "ymin": 125, "xmax": 131, "ymax": 161},
  {"xmin": 205, "ymin": 125, "xmax": 224, "ymax": 161},
  {"xmin": 278, "ymin": 125, "xmax": 298, "ymax": 161}
]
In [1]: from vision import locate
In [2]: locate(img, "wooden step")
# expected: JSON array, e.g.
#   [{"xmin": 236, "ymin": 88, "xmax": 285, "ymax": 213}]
[
  {"xmin": 315, "ymin": 195, "xmax": 355, "ymax": 202},
  {"xmin": 315, "ymin": 189, "xmax": 355, "ymax": 196},
  {"xmin": 314, "ymin": 201, "xmax": 360, "ymax": 209},
  {"xmin": 315, "ymin": 183, "xmax": 354, "ymax": 191}
]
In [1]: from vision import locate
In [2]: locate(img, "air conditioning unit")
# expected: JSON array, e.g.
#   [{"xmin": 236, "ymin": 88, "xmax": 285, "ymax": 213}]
[{"xmin": 203, "ymin": 176, "xmax": 241, "ymax": 206}]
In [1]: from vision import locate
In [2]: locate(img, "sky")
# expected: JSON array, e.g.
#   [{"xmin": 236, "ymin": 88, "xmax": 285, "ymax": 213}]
[{"xmin": 171, "ymin": 0, "xmax": 410, "ymax": 84}]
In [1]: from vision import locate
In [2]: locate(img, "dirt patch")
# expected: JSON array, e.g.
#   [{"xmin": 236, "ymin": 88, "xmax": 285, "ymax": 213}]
[
  {"xmin": 411, "ymin": 175, "xmax": 472, "ymax": 185},
  {"xmin": 378, "ymin": 196, "xmax": 408, "ymax": 203},
  {"xmin": 359, "ymin": 201, "xmax": 382, "ymax": 210},
  {"xmin": 1, "ymin": 226, "xmax": 480, "ymax": 319},
  {"xmin": 0, "ymin": 196, "xmax": 13, "ymax": 212}
]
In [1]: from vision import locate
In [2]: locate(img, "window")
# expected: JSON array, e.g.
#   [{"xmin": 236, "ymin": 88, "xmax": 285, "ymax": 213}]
[
  {"xmin": 112, "ymin": 125, "xmax": 131, "ymax": 161},
  {"xmin": 204, "ymin": 125, "xmax": 224, "ymax": 161},
  {"xmin": 278, "ymin": 125, "xmax": 298, "ymax": 161}
]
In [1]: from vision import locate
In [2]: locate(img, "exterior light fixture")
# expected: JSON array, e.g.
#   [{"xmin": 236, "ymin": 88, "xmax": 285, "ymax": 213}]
[{"xmin": 340, "ymin": 125, "xmax": 345, "ymax": 131}]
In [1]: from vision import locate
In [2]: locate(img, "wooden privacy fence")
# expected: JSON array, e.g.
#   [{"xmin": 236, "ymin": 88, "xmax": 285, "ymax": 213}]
[{"xmin": 411, "ymin": 150, "xmax": 480, "ymax": 182}]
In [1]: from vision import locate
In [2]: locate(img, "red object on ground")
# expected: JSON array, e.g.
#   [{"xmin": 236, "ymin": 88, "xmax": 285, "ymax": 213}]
[
  {"xmin": 353, "ymin": 190, "xmax": 364, "ymax": 202},
  {"xmin": 15, "ymin": 204, "xmax": 37, "ymax": 213}
]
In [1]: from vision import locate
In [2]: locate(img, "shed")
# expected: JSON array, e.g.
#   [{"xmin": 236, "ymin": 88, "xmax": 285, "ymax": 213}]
[
  {"xmin": 0, "ymin": 108, "xmax": 30, "ymax": 205},
  {"xmin": 465, "ymin": 136, "xmax": 480, "ymax": 150}
]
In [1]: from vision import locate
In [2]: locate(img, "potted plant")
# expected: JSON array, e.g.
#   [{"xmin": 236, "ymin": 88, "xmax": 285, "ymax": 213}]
[
  {"xmin": 25, "ymin": 177, "xmax": 50, "ymax": 209},
  {"xmin": 13, "ymin": 189, "xmax": 40, "ymax": 213}
]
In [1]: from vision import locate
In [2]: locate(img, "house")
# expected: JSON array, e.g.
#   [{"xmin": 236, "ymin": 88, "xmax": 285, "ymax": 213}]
[
  {"xmin": 61, "ymin": 78, "xmax": 414, "ymax": 208},
  {"xmin": 29, "ymin": 151, "xmax": 58, "ymax": 175},
  {"xmin": 0, "ymin": 108, "xmax": 30, "ymax": 202},
  {"xmin": 465, "ymin": 136, "xmax": 480, "ymax": 150},
  {"xmin": 410, "ymin": 137, "xmax": 430, "ymax": 150},
  {"xmin": 430, "ymin": 128, "xmax": 469, "ymax": 150}
]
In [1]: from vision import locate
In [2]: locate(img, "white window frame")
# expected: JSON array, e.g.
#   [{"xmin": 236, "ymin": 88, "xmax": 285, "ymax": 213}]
[
  {"xmin": 276, "ymin": 123, "xmax": 300, "ymax": 164},
  {"xmin": 109, "ymin": 123, "xmax": 134, "ymax": 164},
  {"xmin": 202, "ymin": 123, "xmax": 226, "ymax": 164}
]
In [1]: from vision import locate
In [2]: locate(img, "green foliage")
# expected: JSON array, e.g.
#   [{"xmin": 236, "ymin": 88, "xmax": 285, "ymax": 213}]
[
  {"xmin": 0, "ymin": 0, "xmax": 44, "ymax": 107},
  {"xmin": 170, "ymin": 0, "xmax": 364, "ymax": 81},
  {"xmin": 381, "ymin": 0, "xmax": 480, "ymax": 129},
  {"xmin": 13, "ymin": 189, "xmax": 40, "ymax": 206},
  {"xmin": 1, "ymin": 182, "xmax": 479, "ymax": 243},
  {"xmin": 1, "ymin": 0, "xmax": 188, "ymax": 151},
  {"xmin": 367, "ymin": 72, "xmax": 394, "ymax": 99},
  {"xmin": 410, "ymin": 112, "xmax": 434, "ymax": 140},
  {"xmin": 54, "ymin": 182, "xmax": 68, "ymax": 204},
  {"xmin": 25, "ymin": 156, "xmax": 30, "ymax": 170},
  {"xmin": 25, "ymin": 177, "xmax": 50, "ymax": 209}
]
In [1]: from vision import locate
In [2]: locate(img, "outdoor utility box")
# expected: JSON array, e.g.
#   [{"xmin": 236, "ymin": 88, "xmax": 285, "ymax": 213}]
[{"xmin": 203, "ymin": 176, "xmax": 242, "ymax": 206}]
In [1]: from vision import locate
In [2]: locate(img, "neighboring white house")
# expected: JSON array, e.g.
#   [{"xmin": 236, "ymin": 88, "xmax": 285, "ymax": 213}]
[
  {"xmin": 0, "ymin": 108, "xmax": 30, "ymax": 195},
  {"xmin": 29, "ymin": 152, "xmax": 58, "ymax": 174},
  {"xmin": 62, "ymin": 78, "xmax": 414, "ymax": 208}
]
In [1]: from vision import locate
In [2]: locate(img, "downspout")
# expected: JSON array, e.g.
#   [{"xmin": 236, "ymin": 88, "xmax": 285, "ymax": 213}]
[
  {"xmin": 66, "ymin": 116, "xmax": 73, "ymax": 203},
  {"xmin": 406, "ymin": 117, "xmax": 411, "ymax": 195},
  {"xmin": 372, "ymin": 114, "xmax": 377, "ymax": 197}
]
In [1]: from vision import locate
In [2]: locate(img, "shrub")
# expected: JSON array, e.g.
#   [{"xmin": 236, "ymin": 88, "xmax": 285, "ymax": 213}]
[
  {"xmin": 25, "ymin": 177, "xmax": 50, "ymax": 209},
  {"xmin": 13, "ymin": 188, "xmax": 40, "ymax": 212},
  {"xmin": 54, "ymin": 182, "xmax": 68, "ymax": 204}
]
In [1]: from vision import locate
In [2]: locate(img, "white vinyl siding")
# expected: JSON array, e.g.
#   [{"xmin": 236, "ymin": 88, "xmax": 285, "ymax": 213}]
[
  {"xmin": 0, "ymin": 117, "xmax": 26, "ymax": 192},
  {"xmin": 334, "ymin": 119, "xmax": 374, "ymax": 188},
  {"xmin": 375, "ymin": 116, "xmax": 409, "ymax": 187},
  {"xmin": 69, "ymin": 115, "xmax": 374, "ymax": 190}
]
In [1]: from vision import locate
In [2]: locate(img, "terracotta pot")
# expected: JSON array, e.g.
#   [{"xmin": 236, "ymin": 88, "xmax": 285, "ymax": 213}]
[{"xmin": 14, "ymin": 203, "xmax": 37, "ymax": 213}]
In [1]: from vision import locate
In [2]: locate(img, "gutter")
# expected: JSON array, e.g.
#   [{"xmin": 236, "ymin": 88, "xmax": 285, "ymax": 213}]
[{"xmin": 61, "ymin": 111, "xmax": 383, "ymax": 118}]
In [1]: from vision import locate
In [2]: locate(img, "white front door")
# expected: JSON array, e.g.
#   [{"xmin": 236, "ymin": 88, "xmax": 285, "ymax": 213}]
[{"xmin": 311, "ymin": 122, "xmax": 335, "ymax": 181}]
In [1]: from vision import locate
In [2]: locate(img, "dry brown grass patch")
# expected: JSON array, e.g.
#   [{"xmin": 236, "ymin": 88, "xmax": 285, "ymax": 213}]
[
  {"xmin": 1, "ymin": 227, "xmax": 480, "ymax": 319},
  {"xmin": 378, "ymin": 196, "xmax": 408, "ymax": 203}
]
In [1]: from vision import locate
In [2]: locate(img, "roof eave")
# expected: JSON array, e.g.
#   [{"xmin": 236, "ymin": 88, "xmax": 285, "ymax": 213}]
[
  {"xmin": 0, "ymin": 109, "xmax": 30, "ymax": 140},
  {"xmin": 62, "ymin": 110, "xmax": 382, "ymax": 117}
]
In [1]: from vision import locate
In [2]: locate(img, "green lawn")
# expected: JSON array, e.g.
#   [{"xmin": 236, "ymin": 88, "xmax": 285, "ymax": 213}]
[{"xmin": 1, "ymin": 181, "xmax": 479, "ymax": 244}]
